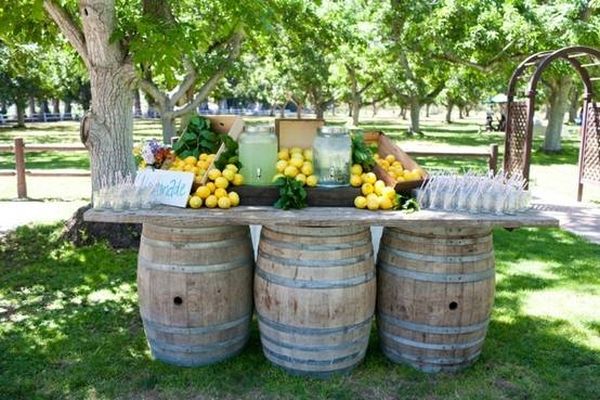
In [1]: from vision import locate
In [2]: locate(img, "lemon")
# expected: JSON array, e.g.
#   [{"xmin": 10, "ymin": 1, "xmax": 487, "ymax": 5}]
[
  {"xmin": 367, "ymin": 196, "xmax": 379, "ymax": 210},
  {"xmin": 392, "ymin": 161, "xmax": 403, "ymax": 169},
  {"xmin": 183, "ymin": 164, "xmax": 194, "ymax": 172},
  {"xmin": 351, "ymin": 164, "xmax": 363, "ymax": 176},
  {"xmin": 364, "ymin": 172, "xmax": 377, "ymax": 184},
  {"xmin": 206, "ymin": 182, "xmax": 216, "ymax": 193},
  {"xmin": 350, "ymin": 174, "xmax": 362, "ymax": 187},
  {"xmin": 301, "ymin": 162, "xmax": 313, "ymax": 176},
  {"xmin": 366, "ymin": 193, "xmax": 378, "ymax": 203},
  {"xmin": 184, "ymin": 156, "xmax": 197, "ymax": 165},
  {"xmin": 373, "ymin": 153, "xmax": 380, "ymax": 160},
  {"xmin": 388, "ymin": 171, "xmax": 397, "ymax": 179},
  {"xmin": 361, "ymin": 182, "xmax": 374, "ymax": 196},
  {"xmin": 385, "ymin": 154, "xmax": 396, "ymax": 164},
  {"xmin": 217, "ymin": 196, "xmax": 231, "ymax": 209},
  {"xmin": 284, "ymin": 165, "xmax": 299, "ymax": 178},
  {"xmin": 374, "ymin": 180, "xmax": 386, "ymax": 195},
  {"xmin": 225, "ymin": 164, "xmax": 239, "ymax": 173},
  {"xmin": 214, "ymin": 188, "xmax": 228, "ymax": 198},
  {"xmin": 228, "ymin": 191, "xmax": 240, "ymax": 206},
  {"xmin": 196, "ymin": 186, "xmax": 211, "ymax": 199},
  {"xmin": 360, "ymin": 173, "xmax": 368, "ymax": 183},
  {"xmin": 272, "ymin": 173, "xmax": 285, "ymax": 183},
  {"xmin": 295, "ymin": 173, "xmax": 307, "ymax": 185},
  {"xmin": 222, "ymin": 169, "xmax": 235, "ymax": 182},
  {"xmin": 378, "ymin": 160, "xmax": 390, "ymax": 170},
  {"xmin": 194, "ymin": 175, "xmax": 204, "ymax": 185},
  {"xmin": 199, "ymin": 153, "xmax": 208, "ymax": 161},
  {"xmin": 303, "ymin": 149, "xmax": 313, "ymax": 161},
  {"xmin": 412, "ymin": 168, "xmax": 424, "ymax": 177},
  {"xmin": 290, "ymin": 157, "xmax": 304, "ymax": 168},
  {"xmin": 306, "ymin": 175, "xmax": 318, "ymax": 187},
  {"xmin": 198, "ymin": 161, "xmax": 210, "ymax": 170},
  {"xmin": 382, "ymin": 186, "xmax": 396, "ymax": 200},
  {"xmin": 232, "ymin": 173, "xmax": 244, "ymax": 186},
  {"xmin": 276, "ymin": 160, "xmax": 288, "ymax": 173},
  {"xmin": 188, "ymin": 196, "xmax": 203, "ymax": 209},
  {"xmin": 290, "ymin": 146, "xmax": 302, "ymax": 155},
  {"xmin": 378, "ymin": 196, "xmax": 393, "ymax": 210},
  {"xmin": 207, "ymin": 154, "xmax": 216, "ymax": 161},
  {"xmin": 278, "ymin": 149, "xmax": 290, "ymax": 161},
  {"xmin": 208, "ymin": 168, "xmax": 221, "ymax": 181},
  {"xmin": 396, "ymin": 176, "xmax": 406, "ymax": 183},
  {"xmin": 215, "ymin": 176, "xmax": 229, "ymax": 189},
  {"xmin": 354, "ymin": 196, "xmax": 367, "ymax": 209},
  {"xmin": 205, "ymin": 195, "xmax": 218, "ymax": 208}
]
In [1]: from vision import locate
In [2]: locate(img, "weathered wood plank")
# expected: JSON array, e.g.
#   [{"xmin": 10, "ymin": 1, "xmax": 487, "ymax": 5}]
[{"xmin": 84, "ymin": 205, "xmax": 559, "ymax": 229}]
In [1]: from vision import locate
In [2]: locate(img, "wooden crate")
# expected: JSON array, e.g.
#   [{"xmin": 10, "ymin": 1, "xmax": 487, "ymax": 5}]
[
  {"xmin": 274, "ymin": 118, "xmax": 325, "ymax": 149},
  {"xmin": 235, "ymin": 186, "xmax": 359, "ymax": 207},
  {"xmin": 365, "ymin": 131, "xmax": 428, "ymax": 194}
]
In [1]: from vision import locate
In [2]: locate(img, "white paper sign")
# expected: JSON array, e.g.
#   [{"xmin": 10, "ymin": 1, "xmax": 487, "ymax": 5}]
[{"xmin": 135, "ymin": 169, "xmax": 194, "ymax": 208}]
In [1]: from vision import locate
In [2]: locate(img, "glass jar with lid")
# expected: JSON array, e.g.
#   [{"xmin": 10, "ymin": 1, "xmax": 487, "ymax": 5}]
[
  {"xmin": 238, "ymin": 125, "xmax": 278, "ymax": 186},
  {"xmin": 313, "ymin": 126, "xmax": 351, "ymax": 187}
]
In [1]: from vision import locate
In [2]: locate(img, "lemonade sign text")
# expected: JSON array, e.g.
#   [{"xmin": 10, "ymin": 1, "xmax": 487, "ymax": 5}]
[{"xmin": 135, "ymin": 169, "xmax": 194, "ymax": 208}]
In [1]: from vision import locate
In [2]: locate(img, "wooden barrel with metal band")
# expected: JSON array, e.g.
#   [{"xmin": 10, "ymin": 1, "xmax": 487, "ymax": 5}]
[
  {"xmin": 137, "ymin": 223, "xmax": 254, "ymax": 367},
  {"xmin": 376, "ymin": 225, "xmax": 495, "ymax": 373},
  {"xmin": 255, "ymin": 225, "xmax": 376, "ymax": 378}
]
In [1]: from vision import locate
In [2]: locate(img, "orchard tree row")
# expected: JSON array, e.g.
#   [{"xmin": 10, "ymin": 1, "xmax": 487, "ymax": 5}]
[{"xmin": 1, "ymin": 0, "xmax": 599, "ymax": 188}]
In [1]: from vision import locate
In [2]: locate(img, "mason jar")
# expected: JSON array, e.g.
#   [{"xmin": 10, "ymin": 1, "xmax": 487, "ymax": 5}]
[
  {"xmin": 238, "ymin": 125, "xmax": 278, "ymax": 186},
  {"xmin": 313, "ymin": 126, "xmax": 351, "ymax": 187}
]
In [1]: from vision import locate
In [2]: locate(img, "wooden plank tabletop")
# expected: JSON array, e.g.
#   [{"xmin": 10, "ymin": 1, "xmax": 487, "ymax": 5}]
[{"xmin": 84, "ymin": 205, "xmax": 559, "ymax": 229}]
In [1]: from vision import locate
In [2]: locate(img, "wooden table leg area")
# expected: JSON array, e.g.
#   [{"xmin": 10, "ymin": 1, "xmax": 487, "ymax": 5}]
[
  {"xmin": 376, "ymin": 226, "xmax": 495, "ymax": 373},
  {"xmin": 254, "ymin": 225, "xmax": 377, "ymax": 378},
  {"xmin": 137, "ymin": 223, "xmax": 255, "ymax": 367}
]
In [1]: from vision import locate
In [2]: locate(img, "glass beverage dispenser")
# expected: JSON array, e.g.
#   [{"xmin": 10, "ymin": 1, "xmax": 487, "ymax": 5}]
[
  {"xmin": 313, "ymin": 126, "xmax": 351, "ymax": 187},
  {"xmin": 238, "ymin": 125, "xmax": 278, "ymax": 186}
]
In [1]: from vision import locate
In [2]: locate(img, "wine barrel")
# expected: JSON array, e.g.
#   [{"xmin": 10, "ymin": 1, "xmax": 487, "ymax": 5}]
[
  {"xmin": 377, "ymin": 226, "xmax": 495, "ymax": 373},
  {"xmin": 255, "ymin": 225, "xmax": 376, "ymax": 378},
  {"xmin": 137, "ymin": 223, "xmax": 254, "ymax": 367}
]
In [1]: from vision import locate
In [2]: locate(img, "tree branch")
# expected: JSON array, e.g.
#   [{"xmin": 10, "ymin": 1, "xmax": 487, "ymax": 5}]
[
  {"xmin": 139, "ymin": 79, "xmax": 167, "ymax": 110},
  {"xmin": 424, "ymin": 82, "xmax": 446, "ymax": 102},
  {"xmin": 43, "ymin": 0, "xmax": 89, "ymax": 67},
  {"xmin": 173, "ymin": 27, "xmax": 245, "ymax": 117},
  {"xmin": 169, "ymin": 59, "xmax": 197, "ymax": 103}
]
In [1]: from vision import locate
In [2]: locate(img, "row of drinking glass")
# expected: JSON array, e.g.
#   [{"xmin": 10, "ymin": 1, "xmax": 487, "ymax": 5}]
[
  {"xmin": 414, "ymin": 171, "xmax": 532, "ymax": 215},
  {"xmin": 92, "ymin": 174, "xmax": 157, "ymax": 211}
]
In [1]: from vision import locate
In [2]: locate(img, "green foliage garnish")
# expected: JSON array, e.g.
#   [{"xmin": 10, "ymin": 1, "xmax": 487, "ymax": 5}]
[
  {"xmin": 273, "ymin": 177, "xmax": 308, "ymax": 210},
  {"xmin": 394, "ymin": 194, "xmax": 420, "ymax": 213},
  {"xmin": 214, "ymin": 135, "xmax": 241, "ymax": 170},
  {"xmin": 351, "ymin": 133, "xmax": 376, "ymax": 171},
  {"xmin": 173, "ymin": 116, "xmax": 242, "ymax": 169}
]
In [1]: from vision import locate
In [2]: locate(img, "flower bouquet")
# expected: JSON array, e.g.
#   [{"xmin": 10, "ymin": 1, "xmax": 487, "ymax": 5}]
[{"xmin": 133, "ymin": 139, "xmax": 174, "ymax": 170}]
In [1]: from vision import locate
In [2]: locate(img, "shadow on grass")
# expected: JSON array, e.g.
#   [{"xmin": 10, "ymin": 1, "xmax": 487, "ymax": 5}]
[
  {"xmin": 0, "ymin": 225, "xmax": 599, "ymax": 399},
  {"xmin": 0, "ymin": 151, "xmax": 90, "ymax": 170}
]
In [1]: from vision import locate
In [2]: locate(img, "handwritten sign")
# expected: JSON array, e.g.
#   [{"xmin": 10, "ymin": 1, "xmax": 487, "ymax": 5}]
[{"xmin": 135, "ymin": 169, "xmax": 194, "ymax": 208}]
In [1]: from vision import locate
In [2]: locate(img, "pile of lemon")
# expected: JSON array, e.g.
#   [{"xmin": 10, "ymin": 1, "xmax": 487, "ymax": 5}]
[
  {"xmin": 273, "ymin": 147, "xmax": 318, "ymax": 187},
  {"xmin": 374, "ymin": 153, "xmax": 424, "ymax": 182},
  {"xmin": 349, "ymin": 164, "xmax": 397, "ymax": 210},
  {"xmin": 169, "ymin": 154, "xmax": 245, "ymax": 186},
  {"xmin": 187, "ymin": 163, "xmax": 244, "ymax": 209}
]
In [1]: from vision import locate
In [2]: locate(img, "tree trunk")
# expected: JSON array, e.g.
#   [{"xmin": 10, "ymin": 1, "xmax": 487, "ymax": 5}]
[
  {"xmin": 372, "ymin": 102, "xmax": 378, "ymax": 117},
  {"xmin": 315, "ymin": 104, "xmax": 325, "ymax": 119},
  {"xmin": 1, "ymin": 100, "xmax": 8, "ymax": 114},
  {"xmin": 279, "ymin": 103, "xmax": 285, "ymax": 118},
  {"xmin": 134, "ymin": 89, "xmax": 142, "ymax": 117},
  {"xmin": 270, "ymin": 103, "xmax": 275, "ymax": 117},
  {"xmin": 445, "ymin": 102, "xmax": 454, "ymax": 124},
  {"xmin": 160, "ymin": 111, "xmax": 177, "ymax": 144},
  {"xmin": 568, "ymin": 87, "xmax": 580, "ymax": 124},
  {"xmin": 465, "ymin": 106, "xmax": 471, "ymax": 117},
  {"xmin": 458, "ymin": 106, "xmax": 464, "ymax": 119},
  {"xmin": 16, "ymin": 101, "xmax": 26, "ymax": 128},
  {"xmin": 52, "ymin": 98, "xmax": 60, "ymax": 115},
  {"xmin": 400, "ymin": 107, "xmax": 407, "ymax": 120},
  {"xmin": 64, "ymin": 101, "xmax": 72, "ymax": 115},
  {"xmin": 543, "ymin": 77, "xmax": 572, "ymax": 152},
  {"xmin": 86, "ymin": 66, "xmax": 136, "ymax": 191},
  {"xmin": 409, "ymin": 98, "xmax": 421, "ymax": 132},
  {"xmin": 296, "ymin": 104, "xmax": 302, "ymax": 119},
  {"xmin": 351, "ymin": 97, "xmax": 361, "ymax": 126},
  {"xmin": 331, "ymin": 103, "xmax": 336, "ymax": 116},
  {"xmin": 29, "ymin": 97, "xmax": 36, "ymax": 117},
  {"xmin": 426, "ymin": 103, "xmax": 430, "ymax": 118},
  {"xmin": 348, "ymin": 102, "xmax": 353, "ymax": 117}
]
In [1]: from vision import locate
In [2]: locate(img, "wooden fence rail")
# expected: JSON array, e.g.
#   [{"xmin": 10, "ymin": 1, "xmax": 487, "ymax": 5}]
[
  {"xmin": 0, "ymin": 138, "xmax": 499, "ymax": 200},
  {"xmin": 0, "ymin": 138, "xmax": 89, "ymax": 198}
]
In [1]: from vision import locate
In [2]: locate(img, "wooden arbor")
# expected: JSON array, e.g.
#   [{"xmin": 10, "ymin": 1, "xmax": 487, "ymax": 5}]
[{"xmin": 505, "ymin": 46, "xmax": 600, "ymax": 201}]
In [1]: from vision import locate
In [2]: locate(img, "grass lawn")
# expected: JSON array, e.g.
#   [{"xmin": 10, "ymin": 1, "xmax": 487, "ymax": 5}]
[{"xmin": 0, "ymin": 223, "xmax": 598, "ymax": 399}]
